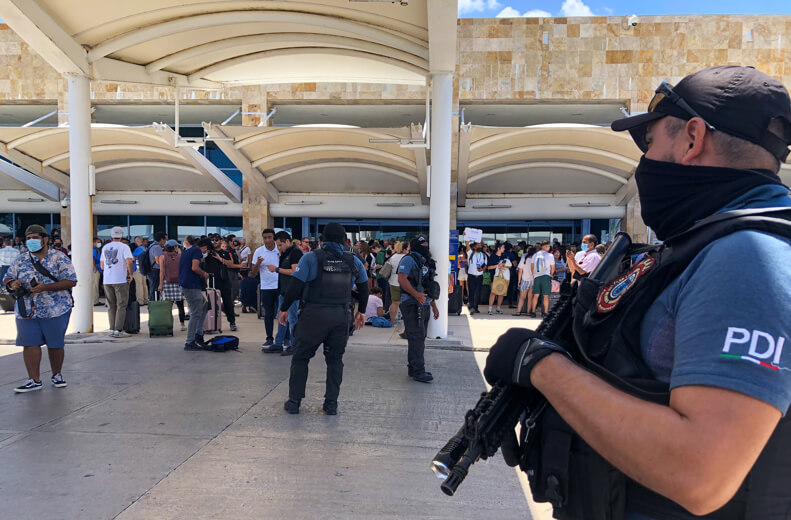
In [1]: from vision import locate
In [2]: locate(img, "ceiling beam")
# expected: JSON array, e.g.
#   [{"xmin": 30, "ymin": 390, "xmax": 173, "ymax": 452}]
[
  {"xmin": 0, "ymin": 146, "xmax": 70, "ymax": 188},
  {"xmin": 0, "ymin": 157, "xmax": 60, "ymax": 200},
  {"xmin": 457, "ymin": 122, "xmax": 471, "ymax": 206},
  {"xmin": 155, "ymin": 124, "xmax": 241, "ymax": 203},
  {"xmin": 202, "ymin": 123, "xmax": 278, "ymax": 204},
  {"xmin": 468, "ymin": 162, "xmax": 629, "ymax": 186},
  {"xmin": 411, "ymin": 123, "xmax": 428, "ymax": 204},
  {"xmin": 0, "ymin": 0, "xmax": 89, "ymax": 75},
  {"xmin": 92, "ymin": 58, "xmax": 222, "ymax": 90},
  {"xmin": 147, "ymin": 33, "xmax": 428, "ymax": 74},
  {"xmin": 87, "ymin": 11, "xmax": 428, "ymax": 63}
]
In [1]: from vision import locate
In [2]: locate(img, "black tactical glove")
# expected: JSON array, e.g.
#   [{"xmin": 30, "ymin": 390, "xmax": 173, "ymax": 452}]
[{"xmin": 484, "ymin": 328, "xmax": 571, "ymax": 388}]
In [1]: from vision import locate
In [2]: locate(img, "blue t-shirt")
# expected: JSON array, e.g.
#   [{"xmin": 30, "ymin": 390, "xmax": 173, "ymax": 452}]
[
  {"xmin": 397, "ymin": 252, "xmax": 431, "ymax": 306},
  {"xmin": 640, "ymin": 184, "xmax": 791, "ymax": 414},
  {"xmin": 179, "ymin": 246, "xmax": 203, "ymax": 290},
  {"xmin": 292, "ymin": 243, "xmax": 368, "ymax": 285},
  {"xmin": 148, "ymin": 242, "xmax": 163, "ymax": 270},
  {"xmin": 93, "ymin": 247, "xmax": 102, "ymax": 273}
]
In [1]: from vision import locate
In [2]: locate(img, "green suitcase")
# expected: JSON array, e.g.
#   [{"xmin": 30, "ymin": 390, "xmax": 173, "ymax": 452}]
[{"xmin": 148, "ymin": 293, "xmax": 173, "ymax": 337}]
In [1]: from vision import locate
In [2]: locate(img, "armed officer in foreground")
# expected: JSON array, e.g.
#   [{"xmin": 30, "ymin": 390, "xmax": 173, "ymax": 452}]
[
  {"xmin": 440, "ymin": 66, "xmax": 791, "ymax": 519},
  {"xmin": 278, "ymin": 222, "xmax": 368, "ymax": 416}
]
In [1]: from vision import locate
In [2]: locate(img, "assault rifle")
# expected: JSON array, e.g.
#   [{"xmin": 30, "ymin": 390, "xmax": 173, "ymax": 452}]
[
  {"xmin": 431, "ymin": 285, "xmax": 574, "ymax": 496},
  {"xmin": 432, "ymin": 233, "xmax": 633, "ymax": 496}
]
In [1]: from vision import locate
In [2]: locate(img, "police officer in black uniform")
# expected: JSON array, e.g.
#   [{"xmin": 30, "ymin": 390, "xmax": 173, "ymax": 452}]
[
  {"xmin": 483, "ymin": 66, "xmax": 791, "ymax": 518},
  {"xmin": 277, "ymin": 222, "xmax": 369, "ymax": 415}
]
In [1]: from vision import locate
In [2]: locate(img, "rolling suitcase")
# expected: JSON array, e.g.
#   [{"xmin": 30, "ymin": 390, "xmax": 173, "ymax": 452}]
[
  {"xmin": 148, "ymin": 291, "xmax": 173, "ymax": 337},
  {"xmin": 448, "ymin": 284, "xmax": 463, "ymax": 316},
  {"xmin": 204, "ymin": 276, "xmax": 222, "ymax": 334},
  {"xmin": 124, "ymin": 301, "xmax": 140, "ymax": 334}
]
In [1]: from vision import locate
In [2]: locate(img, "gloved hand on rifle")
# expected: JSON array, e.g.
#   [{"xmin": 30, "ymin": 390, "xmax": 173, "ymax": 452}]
[{"xmin": 484, "ymin": 328, "xmax": 572, "ymax": 389}]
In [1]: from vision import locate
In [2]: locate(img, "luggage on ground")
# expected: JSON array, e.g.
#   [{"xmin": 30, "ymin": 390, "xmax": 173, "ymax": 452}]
[
  {"xmin": 0, "ymin": 288, "xmax": 14, "ymax": 312},
  {"xmin": 124, "ymin": 301, "xmax": 140, "ymax": 334},
  {"xmin": 205, "ymin": 335, "xmax": 240, "ymax": 352},
  {"xmin": 148, "ymin": 291, "xmax": 173, "ymax": 337},
  {"xmin": 204, "ymin": 276, "xmax": 222, "ymax": 333},
  {"xmin": 448, "ymin": 284, "xmax": 463, "ymax": 316}
]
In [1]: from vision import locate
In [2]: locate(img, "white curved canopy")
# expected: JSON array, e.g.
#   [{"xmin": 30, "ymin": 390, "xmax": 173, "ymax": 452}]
[
  {"xmin": 208, "ymin": 125, "xmax": 424, "ymax": 196},
  {"xmin": 459, "ymin": 124, "xmax": 643, "ymax": 203},
  {"xmin": 0, "ymin": 0, "xmax": 456, "ymax": 87},
  {"xmin": 0, "ymin": 125, "xmax": 239, "ymax": 199}
]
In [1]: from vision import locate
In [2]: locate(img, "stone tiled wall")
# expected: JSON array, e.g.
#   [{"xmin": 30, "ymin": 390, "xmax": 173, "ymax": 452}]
[
  {"xmin": 457, "ymin": 15, "xmax": 791, "ymax": 111},
  {"xmin": 2, "ymin": 16, "xmax": 789, "ymax": 112}
]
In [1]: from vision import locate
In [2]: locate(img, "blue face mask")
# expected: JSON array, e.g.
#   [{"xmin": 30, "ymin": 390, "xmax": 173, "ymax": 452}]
[
  {"xmin": 26, "ymin": 238, "xmax": 43, "ymax": 252},
  {"xmin": 580, "ymin": 242, "xmax": 588, "ymax": 252}
]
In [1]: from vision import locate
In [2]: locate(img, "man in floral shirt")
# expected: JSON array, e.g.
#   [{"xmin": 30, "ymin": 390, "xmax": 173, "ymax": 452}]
[{"xmin": 2, "ymin": 225, "xmax": 77, "ymax": 393}]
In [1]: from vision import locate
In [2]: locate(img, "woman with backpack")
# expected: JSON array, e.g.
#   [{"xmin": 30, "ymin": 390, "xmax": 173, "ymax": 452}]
[
  {"xmin": 157, "ymin": 239, "xmax": 187, "ymax": 331},
  {"xmin": 203, "ymin": 237, "xmax": 239, "ymax": 332}
]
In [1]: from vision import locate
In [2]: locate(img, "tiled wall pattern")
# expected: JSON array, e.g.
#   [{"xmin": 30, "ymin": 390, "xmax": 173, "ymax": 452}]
[
  {"xmin": 2, "ymin": 15, "xmax": 789, "ymax": 112},
  {"xmin": 457, "ymin": 16, "xmax": 791, "ymax": 111}
]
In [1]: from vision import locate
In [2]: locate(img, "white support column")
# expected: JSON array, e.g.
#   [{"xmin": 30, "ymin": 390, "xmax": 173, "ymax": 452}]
[
  {"xmin": 66, "ymin": 74, "xmax": 93, "ymax": 333},
  {"xmin": 428, "ymin": 73, "xmax": 453, "ymax": 339}
]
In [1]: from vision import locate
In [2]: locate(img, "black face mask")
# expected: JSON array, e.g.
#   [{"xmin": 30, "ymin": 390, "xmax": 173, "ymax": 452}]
[{"xmin": 634, "ymin": 156, "xmax": 783, "ymax": 241}]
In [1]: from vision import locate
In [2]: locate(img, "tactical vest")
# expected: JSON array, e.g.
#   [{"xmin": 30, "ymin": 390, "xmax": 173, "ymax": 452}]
[
  {"xmin": 302, "ymin": 247, "xmax": 357, "ymax": 307},
  {"xmin": 532, "ymin": 207, "xmax": 791, "ymax": 520},
  {"xmin": 402, "ymin": 252, "xmax": 425, "ymax": 295}
]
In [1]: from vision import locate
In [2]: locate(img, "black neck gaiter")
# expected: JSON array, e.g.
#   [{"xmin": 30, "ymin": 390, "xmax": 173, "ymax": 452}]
[{"xmin": 634, "ymin": 156, "xmax": 784, "ymax": 241}]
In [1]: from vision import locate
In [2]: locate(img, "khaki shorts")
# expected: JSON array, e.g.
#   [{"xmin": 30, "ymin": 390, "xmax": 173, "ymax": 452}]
[{"xmin": 390, "ymin": 285, "xmax": 402, "ymax": 303}]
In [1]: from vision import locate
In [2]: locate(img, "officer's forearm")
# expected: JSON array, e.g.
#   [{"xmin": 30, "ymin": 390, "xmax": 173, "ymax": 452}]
[
  {"xmin": 355, "ymin": 282, "xmax": 369, "ymax": 314},
  {"xmin": 531, "ymin": 354, "xmax": 779, "ymax": 515},
  {"xmin": 280, "ymin": 279, "xmax": 305, "ymax": 311}
]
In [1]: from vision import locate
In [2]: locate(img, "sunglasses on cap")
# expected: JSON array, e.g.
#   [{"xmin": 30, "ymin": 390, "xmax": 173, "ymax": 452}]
[{"xmin": 649, "ymin": 82, "xmax": 716, "ymax": 131}]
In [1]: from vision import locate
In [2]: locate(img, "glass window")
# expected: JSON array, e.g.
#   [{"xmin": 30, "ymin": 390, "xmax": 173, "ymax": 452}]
[
  {"xmin": 15, "ymin": 213, "xmax": 56, "ymax": 238},
  {"xmin": 169, "ymin": 216, "xmax": 205, "ymax": 241},
  {"xmin": 97, "ymin": 215, "xmax": 128, "ymax": 241},
  {"xmin": 206, "ymin": 216, "xmax": 242, "ymax": 238},
  {"xmin": 0, "ymin": 213, "xmax": 13, "ymax": 237},
  {"xmin": 129, "ymin": 216, "xmax": 166, "ymax": 240}
]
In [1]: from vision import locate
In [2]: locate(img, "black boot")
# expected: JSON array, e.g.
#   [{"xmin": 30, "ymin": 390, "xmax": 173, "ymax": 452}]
[
  {"xmin": 284, "ymin": 399, "xmax": 300, "ymax": 414},
  {"xmin": 322, "ymin": 400, "xmax": 338, "ymax": 415}
]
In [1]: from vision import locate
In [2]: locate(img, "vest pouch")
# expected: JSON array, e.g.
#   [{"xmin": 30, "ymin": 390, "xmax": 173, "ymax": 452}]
[{"xmin": 528, "ymin": 407, "xmax": 626, "ymax": 520}]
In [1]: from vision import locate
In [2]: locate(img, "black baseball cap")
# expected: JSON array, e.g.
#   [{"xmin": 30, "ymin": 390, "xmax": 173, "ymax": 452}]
[{"xmin": 612, "ymin": 66, "xmax": 791, "ymax": 162}]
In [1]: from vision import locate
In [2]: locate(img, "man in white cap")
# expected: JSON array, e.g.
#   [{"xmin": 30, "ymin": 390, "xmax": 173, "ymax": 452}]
[{"xmin": 101, "ymin": 226, "xmax": 134, "ymax": 338}]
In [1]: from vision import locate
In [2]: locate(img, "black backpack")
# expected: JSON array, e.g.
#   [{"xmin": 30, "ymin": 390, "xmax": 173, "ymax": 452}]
[
  {"xmin": 205, "ymin": 335, "xmax": 240, "ymax": 352},
  {"xmin": 138, "ymin": 247, "xmax": 152, "ymax": 276}
]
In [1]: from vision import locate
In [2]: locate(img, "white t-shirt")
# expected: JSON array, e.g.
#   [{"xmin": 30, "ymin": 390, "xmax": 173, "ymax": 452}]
[
  {"xmin": 493, "ymin": 258, "xmax": 513, "ymax": 281},
  {"xmin": 467, "ymin": 250, "xmax": 486, "ymax": 277},
  {"xmin": 387, "ymin": 253, "xmax": 406, "ymax": 286},
  {"xmin": 252, "ymin": 244, "xmax": 280, "ymax": 290},
  {"xmin": 519, "ymin": 254, "xmax": 534, "ymax": 283},
  {"xmin": 239, "ymin": 246, "xmax": 251, "ymax": 266},
  {"xmin": 101, "ymin": 241, "xmax": 133, "ymax": 285},
  {"xmin": 532, "ymin": 250, "xmax": 554, "ymax": 278},
  {"xmin": 365, "ymin": 295, "xmax": 384, "ymax": 322}
]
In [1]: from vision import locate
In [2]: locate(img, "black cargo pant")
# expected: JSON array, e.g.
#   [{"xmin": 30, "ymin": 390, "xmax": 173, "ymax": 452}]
[
  {"xmin": 467, "ymin": 274, "xmax": 482, "ymax": 311},
  {"xmin": 288, "ymin": 304, "xmax": 350, "ymax": 403},
  {"xmin": 401, "ymin": 300, "xmax": 430, "ymax": 376}
]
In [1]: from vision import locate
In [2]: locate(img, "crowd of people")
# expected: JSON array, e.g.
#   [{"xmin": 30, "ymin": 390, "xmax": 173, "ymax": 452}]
[{"xmin": 459, "ymin": 234, "xmax": 607, "ymax": 317}]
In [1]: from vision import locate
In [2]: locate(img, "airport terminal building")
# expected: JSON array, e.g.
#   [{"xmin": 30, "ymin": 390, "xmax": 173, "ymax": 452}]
[{"xmin": 0, "ymin": 1, "xmax": 789, "ymax": 335}]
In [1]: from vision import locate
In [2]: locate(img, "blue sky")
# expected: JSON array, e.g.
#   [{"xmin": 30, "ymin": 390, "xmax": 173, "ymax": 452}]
[{"xmin": 458, "ymin": 0, "xmax": 791, "ymax": 18}]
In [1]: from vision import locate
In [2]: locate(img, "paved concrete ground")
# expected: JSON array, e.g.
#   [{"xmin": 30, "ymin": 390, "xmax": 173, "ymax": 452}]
[{"xmin": 0, "ymin": 302, "xmax": 551, "ymax": 520}]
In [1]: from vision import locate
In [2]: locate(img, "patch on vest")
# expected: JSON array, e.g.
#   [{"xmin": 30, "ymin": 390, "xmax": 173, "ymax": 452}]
[
  {"xmin": 596, "ymin": 257, "xmax": 655, "ymax": 313},
  {"xmin": 322, "ymin": 257, "xmax": 350, "ymax": 273}
]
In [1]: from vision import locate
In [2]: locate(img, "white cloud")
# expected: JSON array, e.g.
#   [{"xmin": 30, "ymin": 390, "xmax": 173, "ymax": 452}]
[
  {"xmin": 496, "ymin": 6, "xmax": 552, "ymax": 17},
  {"xmin": 459, "ymin": 0, "xmax": 502, "ymax": 14},
  {"xmin": 523, "ymin": 8, "xmax": 552, "ymax": 17},
  {"xmin": 496, "ymin": 6, "xmax": 520, "ymax": 17},
  {"xmin": 560, "ymin": 0, "xmax": 594, "ymax": 16}
]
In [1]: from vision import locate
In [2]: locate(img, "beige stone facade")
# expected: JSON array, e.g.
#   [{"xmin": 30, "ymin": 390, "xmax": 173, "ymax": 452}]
[{"xmin": 3, "ymin": 15, "xmax": 789, "ymax": 111}]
